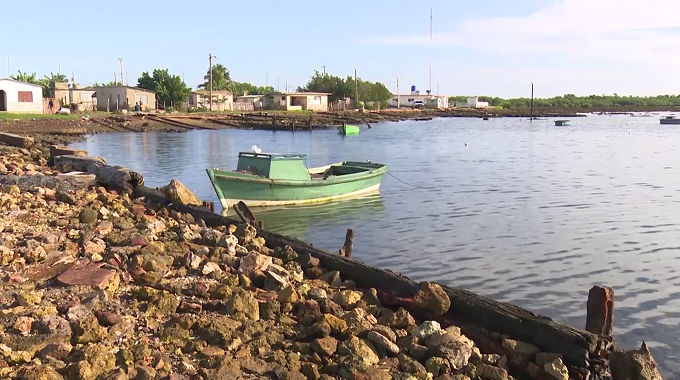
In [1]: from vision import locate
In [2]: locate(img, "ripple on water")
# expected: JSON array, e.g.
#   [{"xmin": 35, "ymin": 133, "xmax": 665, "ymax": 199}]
[{"xmin": 71, "ymin": 115, "xmax": 680, "ymax": 377}]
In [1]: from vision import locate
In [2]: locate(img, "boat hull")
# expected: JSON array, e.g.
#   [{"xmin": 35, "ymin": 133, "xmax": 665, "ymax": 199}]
[
  {"xmin": 660, "ymin": 119, "xmax": 680, "ymax": 124},
  {"xmin": 338, "ymin": 125, "xmax": 360, "ymax": 135},
  {"xmin": 207, "ymin": 162, "xmax": 386, "ymax": 209}
]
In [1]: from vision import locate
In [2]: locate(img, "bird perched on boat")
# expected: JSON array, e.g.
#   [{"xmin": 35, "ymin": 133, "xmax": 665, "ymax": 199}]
[{"xmin": 251, "ymin": 145, "xmax": 262, "ymax": 154}]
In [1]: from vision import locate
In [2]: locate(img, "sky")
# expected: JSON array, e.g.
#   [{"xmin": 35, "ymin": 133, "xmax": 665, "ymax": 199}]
[{"xmin": 2, "ymin": 0, "xmax": 680, "ymax": 98}]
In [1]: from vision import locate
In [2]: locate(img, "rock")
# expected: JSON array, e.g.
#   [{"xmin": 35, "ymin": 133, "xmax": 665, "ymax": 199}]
[
  {"xmin": 147, "ymin": 290, "xmax": 180, "ymax": 315},
  {"xmin": 412, "ymin": 320, "xmax": 441, "ymax": 342},
  {"xmin": 79, "ymin": 208, "xmax": 98, "ymax": 224},
  {"xmin": 56, "ymin": 262, "xmax": 119, "ymax": 290},
  {"xmin": 543, "ymin": 358, "xmax": 568, "ymax": 380},
  {"xmin": 235, "ymin": 223, "xmax": 257, "ymax": 246},
  {"xmin": 476, "ymin": 363, "xmax": 508, "ymax": 380},
  {"xmin": 322, "ymin": 313, "xmax": 348, "ymax": 335},
  {"xmin": 318, "ymin": 298, "xmax": 343, "ymax": 316},
  {"xmin": 297, "ymin": 301, "xmax": 322, "ymax": 326},
  {"xmin": 378, "ymin": 307, "xmax": 416, "ymax": 329},
  {"xmin": 305, "ymin": 320, "xmax": 331, "ymax": 339},
  {"xmin": 13, "ymin": 316, "xmax": 33, "ymax": 335},
  {"xmin": 94, "ymin": 310, "xmax": 123, "ymax": 327},
  {"xmin": 17, "ymin": 289, "xmax": 43, "ymax": 306},
  {"xmin": 83, "ymin": 239, "xmax": 106, "ymax": 259},
  {"xmin": 610, "ymin": 342, "xmax": 663, "ymax": 380},
  {"xmin": 425, "ymin": 356, "xmax": 452, "ymax": 377},
  {"xmin": 501, "ymin": 339, "xmax": 540, "ymax": 357},
  {"xmin": 337, "ymin": 336, "xmax": 379, "ymax": 366},
  {"xmin": 413, "ymin": 282, "xmax": 450, "ymax": 316},
  {"xmin": 18, "ymin": 365, "xmax": 64, "ymax": 380},
  {"xmin": 226, "ymin": 290, "xmax": 260, "ymax": 321},
  {"xmin": 398, "ymin": 353, "xmax": 428, "ymax": 378},
  {"xmin": 426, "ymin": 331, "xmax": 473, "ymax": 370},
  {"xmin": 146, "ymin": 220, "xmax": 166, "ymax": 235},
  {"xmin": 298, "ymin": 252, "xmax": 319, "ymax": 269},
  {"xmin": 134, "ymin": 365, "xmax": 157, "ymax": 380},
  {"xmin": 161, "ymin": 179, "xmax": 202, "ymax": 207},
  {"xmin": 201, "ymin": 228, "xmax": 223, "ymax": 247},
  {"xmin": 367, "ymin": 331, "xmax": 400, "ymax": 355},
  {"xmin": 39, "ymin": 342, "xmax": 73, "ymax": 360},
  {"xmin": 35, "ymin": 315, "xmax": 71, "ymax": 335},
  {"xmin": 332, "ymin": 290, "xmax": 363, "ymax": 309},
  {"xmin": 311, "ymin": 336, "xmax": 338, "ymax": 357},
  {"xmin": 482, "ymin": 354, "xmax": 501, "ymax": 365},
  {"xmin": 201, "ymin": 261, "xmax": 222, "ymax": 276},
  {"xmin": 308, "ymin": 288, "xmax": 327, "ymax": 300},
  {"xmin": 278, "ymin": 286, "xmax": 299, "ymax": 304},
  {"xmin": 217, "ymin": 234, "xmax": 238, "ymax": 254},
  {"xmin": 342, "ymin": 309, "xmax": 373, "ymax": 337},
  {"xmin": 67, "ymin": 304, "xmax": 93, "ymax": 321},
  {"xmin": 238, "ymin": 252, "xmax": 272, "ymax": 278},
  {"xmin": 535, "ymin": 352, "xmax": 563, "ymax": 367},
  {"xmin": 72, "ymin": 316, "xmax": 107, "ymax": 343},
  {"xmin": 372, "ymin": 325, "xmax": 397, "ymax": 342},
  {"xmin": 318, "ymin": 270, "xmax": 341, "ymax": 286}
]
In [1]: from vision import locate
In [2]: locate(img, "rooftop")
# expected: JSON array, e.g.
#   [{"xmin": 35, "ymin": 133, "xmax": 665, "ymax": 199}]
[
  {"xmin": 0, "ymin": 77, "xmax": 43, "ymax": 89},
  {"xmin": 94, "ymin": 85, "xmax": 156, "ymax": 94}
]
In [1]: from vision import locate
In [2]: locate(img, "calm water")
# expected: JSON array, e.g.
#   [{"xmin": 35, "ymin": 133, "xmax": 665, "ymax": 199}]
[{"xmin": 72, "ymin": 114, "xmax": 680, "ymax": 375}]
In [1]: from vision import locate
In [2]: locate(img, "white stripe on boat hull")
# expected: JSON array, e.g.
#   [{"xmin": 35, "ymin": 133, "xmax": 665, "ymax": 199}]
[{"xmin": 218, "ymin": 183, "xmax": 381, "ymax": 209}]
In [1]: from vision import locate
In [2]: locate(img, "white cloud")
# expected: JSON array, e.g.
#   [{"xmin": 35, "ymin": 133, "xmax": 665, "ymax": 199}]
[{"xmin": 359, "ymin": 0, "xmax": 680, "ymax": 63}]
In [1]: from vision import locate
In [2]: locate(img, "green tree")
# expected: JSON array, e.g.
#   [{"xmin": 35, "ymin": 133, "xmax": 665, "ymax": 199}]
[
  {"xmin": 137, "ymin": 69, "xmax": 191, "ymax": 106},
  {"xmin": 299, "ymin": 71, "xmax": 391, "ymax": 104},
  {"xmin": 91, "ymin": 81, "xmax": 122, "ymax": 87},
  {"xmin": 40, "ymin": 72, "xmax": 67, "ymax": 97}
]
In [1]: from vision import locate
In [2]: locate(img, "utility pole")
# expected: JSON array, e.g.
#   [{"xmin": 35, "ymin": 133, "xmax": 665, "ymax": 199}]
[
  {"xmin": 7, "ymin": 57, "xmax": 9, "ymax": 77},
  {"xmin": 322, "ymin": 65, "xmax": 326, "ymax": 76},
  {"xmin": 530, "ymin": 82, "xmax": 534, "ymax": 120},
  {"xmin": 266, "ymin": 71, "xmax": 268, "ymax": 87},
  {"xmin": 354, "ymin": 69, "xmax": 358, "ymax": 105},
  {"xmin": 114, "ymin": 71, "xmax": 117, "ymax": 85},
  {"xmin": 285, "ymin": 81, "xmax": 288, "ymax": 92},
  {"xmin": 277, "ymin": 78, "xmax": 280, "ymax": 92},
  {"xmin": 429, "ymin": 8, "xmax": 433, "ymax": 95},
  {"xmin": 209, "ymin": 53, "xmax": 217, "ymax": 111},
  {"xmin": 437, "ymin": 82, "xmax": 439, "ymax": 96},
  {"xmin": 119, "ymin": 58, "xmax": 124, "ymax": 86},
  {"xmin": 397, "ymin": 76, "xmax": 400, "ymax": 109}
]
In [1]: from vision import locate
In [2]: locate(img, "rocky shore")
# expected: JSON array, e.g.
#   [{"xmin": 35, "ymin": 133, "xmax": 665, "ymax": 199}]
[{"xmin": 0, "ymin": 137, "xmax": 665, "ymax": 380}]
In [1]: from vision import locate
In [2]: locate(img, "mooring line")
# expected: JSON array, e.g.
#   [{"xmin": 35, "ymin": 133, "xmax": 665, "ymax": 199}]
[{"xmin": 387, "ymin": 172, "xmax": 434, "ymax": 190}]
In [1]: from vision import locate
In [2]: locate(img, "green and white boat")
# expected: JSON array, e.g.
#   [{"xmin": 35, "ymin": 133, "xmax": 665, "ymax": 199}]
[{"xmin": 206, "ymin": 152, "xmax": 387, "ymax": 209}]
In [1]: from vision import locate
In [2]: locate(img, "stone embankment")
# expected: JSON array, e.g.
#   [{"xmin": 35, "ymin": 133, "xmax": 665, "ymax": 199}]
[{"xmin": 0, "ymin": 132, "xmax": 665, "ymax": 380}]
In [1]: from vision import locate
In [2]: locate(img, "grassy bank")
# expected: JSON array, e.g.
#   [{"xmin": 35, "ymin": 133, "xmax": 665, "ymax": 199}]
[{"xmin": 0, "ymin": 113, "xmax": 80, "ymax": 121}]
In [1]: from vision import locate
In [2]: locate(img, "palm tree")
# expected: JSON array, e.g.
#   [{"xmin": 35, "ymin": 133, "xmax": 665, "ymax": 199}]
[
  {"xmin": 10, "ymin": 71, "xmax": 38, "ymax": 84},
  {"xmin": 198, "ymin": 64, "xmax": 232, "ymax": 91},
  {"xmin": 41, "ymin": 72, "xmax": 68, "ymax": 97}
]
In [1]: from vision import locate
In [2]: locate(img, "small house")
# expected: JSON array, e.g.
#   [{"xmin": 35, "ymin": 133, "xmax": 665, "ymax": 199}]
[
  {"xmin": 189, "ymin": 90, "xmax": 233, "ymax": 111},
  {"xmin": 52, "ymin": 81, "xmax": 96, "ymax": 111},
  {"xmin": 235, "ymin": 92, "xmax": 329, "ymax": 111},
  {"xmin": 94, "ymin": 86, "xmax": 156, "ymax": 111},
  {"xmin": 0, "ymin": 78, "xmax": 44, "ymax": 113},
  {"xmin": 454, "ymin": 96, "xmax": 489, "ymax": 108}
]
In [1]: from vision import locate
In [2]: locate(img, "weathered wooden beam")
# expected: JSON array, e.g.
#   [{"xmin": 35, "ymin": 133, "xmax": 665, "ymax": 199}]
[
  {"xmin": 54, "ymin": 155, "xmax": 144, "ymax": 193},
  {"xmin": 0, "ymin": 132, "xmax": 34, "ymax": 149},
  {"xmin": 586, "ymin": 286, "xmax": 614, "ymax": 337},
  {"xmin": 339, "ymin": 228, "xmax": 354, "ymax": 258},
  {"xmin": 49, "ymin": 145, "xmax": 87, "ymax": 165}
]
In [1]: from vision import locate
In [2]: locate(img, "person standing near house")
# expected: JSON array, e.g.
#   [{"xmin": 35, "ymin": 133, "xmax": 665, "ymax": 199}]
[
  {"xmin": 48, "ymin": 99, "xmax": 54, "ymax": 113},
  {"xmin": 134, "ymin": 102, "xmax": 141, "ymax": 112}
]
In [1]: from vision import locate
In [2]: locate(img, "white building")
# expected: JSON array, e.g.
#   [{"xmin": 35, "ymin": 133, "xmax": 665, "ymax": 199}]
[
  {"xmin": 0, "ymin": 78, "xmax": 44, "ymax": 113},
  {"xmin": 389, "ymin": 85, "xmax": 449, "ymax": 109},
  {"xmin": 455, "ymin": 96, "xmax": 489, "ymax": 108}
]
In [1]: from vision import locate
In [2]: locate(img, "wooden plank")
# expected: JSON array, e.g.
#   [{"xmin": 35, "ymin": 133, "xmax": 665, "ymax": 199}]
[
  {"xmin": 54, "ymin": 155, "xmax": 144, "ymax": 193},
  {"xmin": 50, "ymin": 145, "xmax": 87, "ymax": 161},
  {"xmin": 0, "ymin": 132, "xmax": 34, "ymax": 149}
]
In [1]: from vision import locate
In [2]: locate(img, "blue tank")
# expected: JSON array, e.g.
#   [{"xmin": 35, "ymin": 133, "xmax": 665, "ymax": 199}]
[{"xmin": 411, "ymin": 85, "xmax": 416, "ymax": 92}]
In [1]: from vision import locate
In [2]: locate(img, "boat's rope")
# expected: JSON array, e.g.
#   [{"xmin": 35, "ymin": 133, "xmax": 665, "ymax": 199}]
[{"xmin": 387, "ymin": 172, "xmax": 435, "ymax": 190}]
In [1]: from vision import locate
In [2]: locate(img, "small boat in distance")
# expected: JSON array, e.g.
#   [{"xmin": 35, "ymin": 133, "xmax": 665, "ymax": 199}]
[
  {"xmin": 554, "ymin": 120, "xmax": 571, "ymax": 126},
  {"xmin": 206, "ymin": 152, "xmax": 386, "ymax": 209},
  {"xmin": 660, "ymin": 115, "xmax": 680, "ymax": 125},
  {"xmin": 338, "ymin": 124, "xmax": 360, "ymax": 135}
]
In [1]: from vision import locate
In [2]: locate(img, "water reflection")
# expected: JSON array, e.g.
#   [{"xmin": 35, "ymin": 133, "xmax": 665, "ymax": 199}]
[{"xmin": 224, "ymin": 193, "xmax": 386, "ymax": 239}]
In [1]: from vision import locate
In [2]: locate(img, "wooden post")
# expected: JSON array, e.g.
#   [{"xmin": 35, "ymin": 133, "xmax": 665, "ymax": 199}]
[
  {"xmin": 291, "ymin": 119, "xmax": 295, "ymax": 131},
  {"xmin": 339, "ymin": 228, "xmax": 354, "ymax": 258},
  {"xmin": 586, "ymin": 286, "xmax": 614, "ymax": 337},
  {"xmin": 202, "ymin": 201, "xmax": 214, "ymax": 212},
  {"xmin": 272, "ymin": 116, "xmax": 277, "ymax": 129},
  {"xmin": 530, "ymin": 82, "xmax": 534, "ymax": 120},
  {"xmin": 257, "ymin": 220, "xmax": 264, "ymax": 229},
  {"xmin": 308, "ymin": 116, "xmax": 312, "ymax": 130}
]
